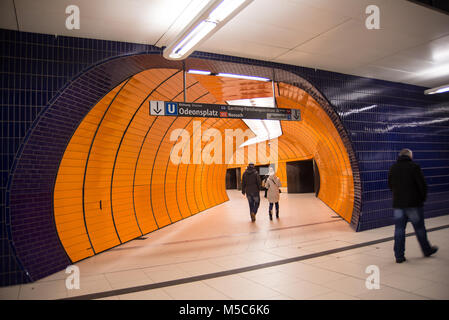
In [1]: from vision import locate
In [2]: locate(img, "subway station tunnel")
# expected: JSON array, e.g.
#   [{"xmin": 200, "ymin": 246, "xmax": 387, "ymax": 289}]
[{"xmin": 1, "ymin": 0, "xmax": 449, "ymax": 300}]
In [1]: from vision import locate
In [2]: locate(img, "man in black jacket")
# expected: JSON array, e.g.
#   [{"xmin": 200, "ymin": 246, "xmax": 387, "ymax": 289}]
[
  {"xmin": 242, "ymin": 163, "xmax": 261, "ymax": 222},
  {"xmin": 388, "ymin": 149, "xmax": 438, "ymax": 263}
]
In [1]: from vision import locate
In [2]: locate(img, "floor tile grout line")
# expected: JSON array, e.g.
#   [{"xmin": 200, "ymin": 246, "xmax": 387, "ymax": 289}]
[
  {"xmin": 59, "ymin": 223, "xmax": 449, "ymax": 300},
  {"xmin": 113, "ymin": 219, "xmax": 344, "ymax": 249},
  {"xmin": 241, "ymin": 255, "xmax": 432, "ymax": 301},
  {"xmin": 304, "ymin": 255, "xmax": 438, "ymax": 300},
  {"xmin": 200, "ymin": 279, "xmax": 234, "ymax": 300},
  {"xmin": 68, "ymin": 222, "xmax": 345, "ymax": 277},
  {"xmin": 84, "ymin": 235, "xmax": 319, "ymax": 278}
]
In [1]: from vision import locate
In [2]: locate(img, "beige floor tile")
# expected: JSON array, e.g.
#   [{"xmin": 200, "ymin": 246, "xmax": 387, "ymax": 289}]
[
  {"xmin": 143, "ymin": 266, "xmax": 192, "ymax": 283},
  {"xmin": 119, "ymin": 288, "xmax": 173, "ymax": 300},
  {"xmin": 290, "ymin": 265, "xmax": 348, "ymax": 285},
  {"xmin": 66, "ymin": 275, "xmax": 113, "ymax": 298},
  {"xmin": 307, "ymin": 291, "xmax": 360, "ymax": 300},
  {"xmin": 301, "ymin": 255, "xmax": 335, "ymax": 265},
  {"xmin": 380, "ymin": 259, "xmax": 442, "ymax": 279},
  {"xmin": 104, "ymin": 269, "xmax": 154, "ymax": 289},
  {"xmin": 270, "ymin": 279, "xmax": 333, "ymax": 300},
  {"xmin": 19, "ymin": 280, "xmax": 68, "ymax": 300},
  {"xmin": 363, "ymin": 247, "xmax": 396, "ymax": 259},
  {"xmin": 413, "ymin": 266, "xmax": 449, "ymax": 286},
  {"xmin": 240, "ymin": 270, "xmax": 303, "ymax": 288},
  {"xmin": 337, "ymin": 253, "xmax": 396, "ymax": 268},
  {"xmin": 380, "ymin": 272, "xmax": 438, "ymax": 292},
  {"xmin": 210, "ymin": 256, "xmax": 255, "ymax": 269},
  {"xmin": 313, "ymin": 259, "xmax": 370, "ymax": 279},
  {"xmin": 412, "ymin": 283, "xmax": 449, "ymax": 300},
  {"xmin": 235, "ymin": 251, "xmax": 283, "ymax": 264},
  {"xmin": 5, "ymin": 192, "xmax": 448, "ymax": 301},
  {"xmin": 322, "ymin": 277, "xmax": 370, "ymax": 297},
  {"xmin": 204, "ymin": 275, "xmax": 280, "ymax": 300},
  {"xmin": 164, "ymin": 281, "xmax": 231, "ymax": 300},
  {"xmin": 300, "ymin": 240, "xmax": 352, "ymax": 253},
  {"xmin": 0, "ymin": 285, "xmax": 20, "ymax": 300},
  {"xmin": 95, "ymin": 296, "xmax": 120, "ymax": 300},
  {"xmin": 358, "ymin": 286, "xmax": 429, "ymax": 300},
  {"xmin": 328, "ymin": 246, "xmax": 378, "ymax": 258},
  {"xmin": 264, "ymin": 294, "xmax": 294, "ymax": 300},
  {"xmin": 177, "ymin": 260, "xmax": 227, "ymax": 276},
  {"xmin": 262, "ymin": 246, "xmax": 313, "ymax": 259}
]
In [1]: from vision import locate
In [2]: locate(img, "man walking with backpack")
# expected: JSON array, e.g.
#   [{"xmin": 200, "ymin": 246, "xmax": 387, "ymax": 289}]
[
  {"xmin": 388, "ymin": 149, "xmax": 438, "ymax": 263},
  {"xmin": 242, "ymin": 163, "xmax": 261, "ymax": 222}
]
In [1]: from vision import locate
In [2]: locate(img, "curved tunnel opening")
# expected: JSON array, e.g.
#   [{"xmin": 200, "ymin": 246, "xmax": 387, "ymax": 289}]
[{"xmin": 53, "ymin": 67, "xmax": 355, "ymax": 263}]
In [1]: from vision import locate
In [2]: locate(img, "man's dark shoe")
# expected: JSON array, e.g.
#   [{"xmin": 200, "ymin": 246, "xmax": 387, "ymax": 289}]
[
  {"xmin": 424, "ymin": 246, "xmax": 438, "ymax": 257},
  {"xmin": 396, "ymin": 257, "xmax": 406, "ymax": 263},
  {"xmin": 250, "ymin": 212, "xmax": 255, "ymax": 222}
]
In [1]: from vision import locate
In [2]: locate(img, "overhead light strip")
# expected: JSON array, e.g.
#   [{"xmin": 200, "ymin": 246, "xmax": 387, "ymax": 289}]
[
  {"xmin": 217, "ymin": 73, "xmax": 271, "ymax": 82},
  {"xmin": 163, "ymin": 0, "xmax": 253, "ymax": 60},
  {"xmin": 187, "ymin": 70, "xmax": 270, "ymax": 82},
  {"xmin": 187, "ymin": 69, "xmax": 212, "ymax": 75},
  {"xmin": 424, "ymin": 83, "xmax": 449, "ymax": 95}
]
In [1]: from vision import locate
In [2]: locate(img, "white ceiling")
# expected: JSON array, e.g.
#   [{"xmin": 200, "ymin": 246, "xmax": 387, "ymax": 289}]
[{"xmin": 1, "ymin": 0, "xmax": 449, "ymax": 88}]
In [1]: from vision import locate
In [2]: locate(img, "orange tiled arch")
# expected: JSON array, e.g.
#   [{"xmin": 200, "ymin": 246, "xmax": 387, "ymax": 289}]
[{"xmin": 54, "ymin": 68, "xmax": 354, "ymax": 262}]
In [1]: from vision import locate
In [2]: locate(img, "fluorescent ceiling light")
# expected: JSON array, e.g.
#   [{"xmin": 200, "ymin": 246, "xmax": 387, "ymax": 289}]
[
  {"xmin": 170, "ymin": 21, "xmax": 217, "ymax": 59},
  {"xmin": 227, "ymin": 98, "xmax": 282, "ymax": 148},
  {"xmin": 424, "ymin": 83, "xmax": 449, "ymax": 95},
  {"xmin": 187, "ymin": 69, "xmax": 212, "ymax": 75},
  {"xmin": 163, "ymin": 0, "xmax": 253, "ymax": 60},
  {"xmin": 217, "ymin": 73, "xmax": 270, "ymax": 82}
]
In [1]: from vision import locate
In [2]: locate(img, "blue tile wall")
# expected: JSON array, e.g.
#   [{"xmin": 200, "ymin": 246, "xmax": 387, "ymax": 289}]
[
  {"xmin": 316, "ymin": 75, "xmax": 449, "ymax": 231},
  {"xmin": 1, "ymin": 28, "xmax": 448, "ymax": 286},
  {"xmin": 191, "ymin": 50, "xmax": 448, "ymax": 231},
  {"xmin": 0, "ymin": 29, "xmax": 160, "ymax": 286}
]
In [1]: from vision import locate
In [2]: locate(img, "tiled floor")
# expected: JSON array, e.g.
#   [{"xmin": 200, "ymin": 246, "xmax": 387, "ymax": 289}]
[{"xmin": 1, "ymin": 190, "xmax": 448, "ymax": 300}]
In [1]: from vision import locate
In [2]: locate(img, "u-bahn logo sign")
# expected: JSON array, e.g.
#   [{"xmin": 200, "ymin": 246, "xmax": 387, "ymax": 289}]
[{"xmin": 149, "ymin": 101, "xmax": 301, "ymax": 121}]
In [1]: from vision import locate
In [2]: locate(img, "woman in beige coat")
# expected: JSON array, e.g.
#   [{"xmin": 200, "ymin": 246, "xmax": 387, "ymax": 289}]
[{"xmin": 266, "ymin": 167, "xmax": 281, "ymax": 220}]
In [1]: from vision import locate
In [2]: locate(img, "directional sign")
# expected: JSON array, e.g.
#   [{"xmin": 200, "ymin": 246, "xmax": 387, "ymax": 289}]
[
  {"xmin": 149, "ymin": 101, "xmax": 301, "ymax": 121},
  {"xmin": 165, "ymin": 102, "xmax": 178, "ymax": 115},
  {"xmin": 150, "ymin": 101, "xmax": 164, "ymax": 116},
  {"xmin": 291, "ymin": 109, "xmax": 301, "ymax": 121}
]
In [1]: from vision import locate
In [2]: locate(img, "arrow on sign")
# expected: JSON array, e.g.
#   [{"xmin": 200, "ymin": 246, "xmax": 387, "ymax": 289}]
[
  {"xmin": 292, "ymin": 110, "xmax": 300, "ymax": 120},
  {"xmin": 150, "ymin": 101, "xmax": 165, "ymax": 116}
]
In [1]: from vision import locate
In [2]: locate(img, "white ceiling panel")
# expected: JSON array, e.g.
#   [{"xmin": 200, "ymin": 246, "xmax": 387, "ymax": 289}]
[
  {"xmin": 0, "ymin": 0, "xmax": 18, "ymax": 30},
  {"xmin": 381, "ymin": 0, "xmax": 449, "ymax": 41},
  {"xmin": 205, "ymin": 19, "xmax": 307, "ymax": 50},
  {"xmin": 399, "ymin": 35, "xmax": 449, "ymax": 63},
  {"xmin": 12, "ymin": 0, "xmax": 190, "ymax": 45},
  {"xmin": 293, "ymin": 19, "xmax": 425, "ymax": 60},
  {"xmin": 369, "ymin": 53, "xmax": 437, "ymax": 74},
  {"xmin": 275, "ymin": 49, "xmax": 362, "ymax": 73},
  {"xmin": 199, "ymin": 34, "xmax": 290, "ymax": 61},
  {"xmin": 347, "ymin": 65, "xmax": 416, "ymax": 84},
  {"xmin": 232, "ymin": 0, "xmax": 349, "ymax": 35},
  {"xmin": 0, "ymin": 0, "xmax": 448, "ymax": 88},
  {"xmin": 291, "ymin": 0, "xmax": 389, "ymax": 22}
]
